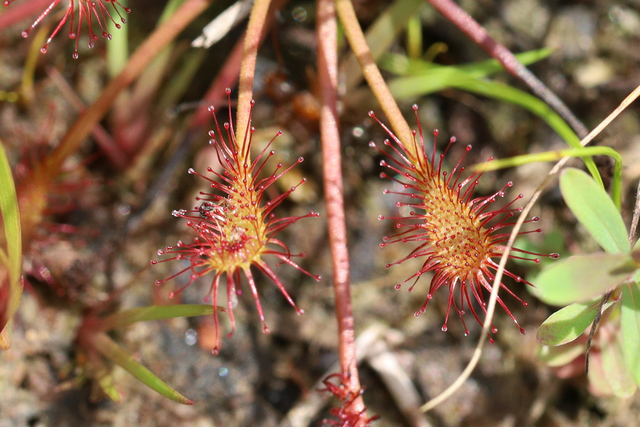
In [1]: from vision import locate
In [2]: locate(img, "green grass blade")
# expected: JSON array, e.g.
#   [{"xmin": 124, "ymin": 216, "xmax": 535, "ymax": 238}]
[
  {"xmin": 381, "ymin": 48, "xmax": 553, "ymax": 77},
  {"xmin": 387, "ymin": 70, "xmax": 602, "ymax": 187},
  {"xmin": 621, "ymin": 282, "xmax": 640, "ymax": 387},
  {"xmin": 0, "ymin": 143, "xmax": 21, "ymax": 285},
  {"xmin": 476, "ymin": 146, "xmax": 622, "ymax": 210},
  {"xmin": 99, "ymin": 304, "xmax": 215, "ymax": 330},
  {"xmin": 342, "ymin": 0, "xmax": 424, "ymax": 90},
  {"xmin": 92, "ymin": 332, "xmax": 193, "ymax": 405},
  {"xmin": 560, "ymin": 168, "xmax": 628, "ymax": 254},
  {"xmin": 534, "ymin": 252, "xmax": 636, "ymax": 305},
  {"xmin": 0, "ymin": 142, "xmax": 22, "ymax": 348}
]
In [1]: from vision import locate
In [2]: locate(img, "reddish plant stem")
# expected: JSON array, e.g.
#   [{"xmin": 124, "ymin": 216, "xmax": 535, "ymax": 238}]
[
  {"xmin": 41, "ymin": 0, "xmax": 213, "ymax": 179},
  {"xmin": 317, "ymin": 0, "xmax": 365, "ymax": 420},
  {"xmin": 235, "ymin": 0, "xmax": 273, "ymax": 149},
  {"xmin": 426, "ymin": 0, "xmax": 588, "ymax": 138}
]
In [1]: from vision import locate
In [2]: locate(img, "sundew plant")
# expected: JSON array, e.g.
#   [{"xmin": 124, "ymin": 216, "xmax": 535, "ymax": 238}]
[{"xmin": 1, "ymin": 0, "xmax": 640, "ymax": 425}]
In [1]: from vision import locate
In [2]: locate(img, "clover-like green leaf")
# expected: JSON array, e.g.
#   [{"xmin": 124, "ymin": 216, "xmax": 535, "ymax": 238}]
[
  {"xmin": 534, "ymin": 252, "xmax": 636, "ymax": 306},
  {"xmin": 600, "ymin": 324, "xmax": 637, "ymax": 398},
  {"xmin": 560, "ymin": 168, "xmax": 628, "ymax": 254},
  {"xmin": 92, "ymin": 332, "xmax": 193, "ymax": 405},
  {"xmin": 587, "ymin": 350, "xmax": 614, "ymax": 396},
  {"xmin": 538, "ymin": 342, "xmax": 584, "ymax": 367},
  {"xmin": 621, "ymin": 282, "xmax": 640, "ymax": 387},
  {"xmin": 537, "ymin": 297, "xmax": 615, "ymax": 346}
]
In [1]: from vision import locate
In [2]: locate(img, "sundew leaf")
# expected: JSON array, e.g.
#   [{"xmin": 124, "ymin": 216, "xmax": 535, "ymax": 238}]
[
  {"xmin": 92, "ymin": 332, "xmax": 193, "ymax": 405},
  {"xmin": 560, "ymin": 168, "xmax": 628, "ymax": 254},
  {"xmin": 387, "ymin": 71, "xmax": 602, "ymax": 187},
  {"xmin": 534, "ymin": 252, "xmax": 636, "ymax": 306},
  {"xmin": 621, "ymin": 282, "xmax": 640, "ymax": 387},
  {"xmin": 99, "ymin": 304, "xmax": 215, "ymax": 330},
  {"xmin": 600, "ymin": 323, "xmax": 637, "ymax": 398},
  {"xmin": 537, "ymin": 297, "xmax": 615, "ymax": 346}
]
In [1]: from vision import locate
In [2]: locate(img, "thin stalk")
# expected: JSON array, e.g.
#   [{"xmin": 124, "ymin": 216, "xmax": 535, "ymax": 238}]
[
  {"xmin": 0, "ymin": 0, "xmax": 52, "ymax": 31},
  {"xmin": 426, "ymin": 0, "xmax": 588, "ymax": 138},
  {"xmin": 235, "ymin": 0, "xmax": 273, "ymax": 150},
  {"xmin": 319, "ymin": 0, "xmax": 365, "ymax": 421},
  {"xmin": 41, "ymin": 0, "xmax": 213, "ymax": 178},
  {"xmin": 477, "ymin": 146, "xmax": 623, "ymax": 210},
  {"xmin": 335, "ymin": 0, "xmax": 413, "ymax": 156}
]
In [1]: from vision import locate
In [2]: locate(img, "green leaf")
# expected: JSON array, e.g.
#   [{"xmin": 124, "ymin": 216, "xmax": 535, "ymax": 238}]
[
  {"xmin": 587, "ymin": 351, "xmax": 614, "ymax": 396},
  {"xmin": 621, "ymin": 282, "xmax": 640, "ymax": 387},
  {"xmin": 534, "ymin": 252, "xmax": 636, "ymax": 305},
  {"xmin": 96, "ymin": 367, "xmax": 121, "ymax": 403},
  {"xmin": 387, "ymin": 71, "xmax": 602, "ymax": 187},
  {"xmin": 0, "ymin": 143, "xmax": 21, "ymax": 283},
  {"xmin": 92, "ymin": 332, "xmax": 193, "ymax": 405},
  {"xmin": 0, "ymin": 142, "xmax": 22, "ymax": 349},
  {"xmin": 600, "ymin": 323, "xmax": 637, "ymax": 398},
  {"xmin": 560, "ymin": 168, "xmax": 628, "ymax": 254},
  {"xmin": 99, "ymin": 304, "xmax": 215, "ymax": 330},
  {"xmin": 537, "ymin": 297, "xmax": 615, "ymax": 346},
  {"xmin": 538, "ymin": 342, "xmax": 584, "ymax": 367},
  {"xmin": 381, "ymin": 48, "xmax": 553, "ymax": 78}
]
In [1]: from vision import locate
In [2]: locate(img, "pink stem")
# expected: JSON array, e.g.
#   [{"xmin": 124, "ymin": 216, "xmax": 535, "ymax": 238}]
[{"xmin": 317, "ymin": 0, "xmax": 365, "ymax": 420}]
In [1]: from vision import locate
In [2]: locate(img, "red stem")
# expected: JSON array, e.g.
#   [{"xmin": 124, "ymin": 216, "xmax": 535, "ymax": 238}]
[
  {"xmin": 426, "ymin": 0, "xmax": 588, "ymax": 138},
  {"xmin": 317, "ymin": 0, "xmax": 365, "ymax": 420}
]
